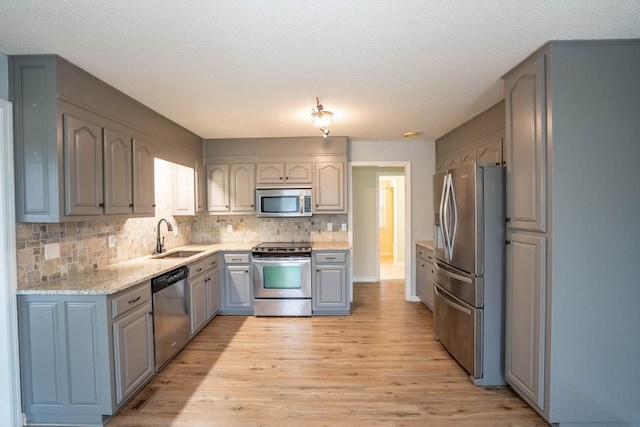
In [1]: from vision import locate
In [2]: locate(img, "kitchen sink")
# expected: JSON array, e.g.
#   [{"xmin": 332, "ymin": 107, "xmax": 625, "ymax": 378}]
[{"xmin": 154, "ymin": 250, "xmax": 203, "ymax": 259}]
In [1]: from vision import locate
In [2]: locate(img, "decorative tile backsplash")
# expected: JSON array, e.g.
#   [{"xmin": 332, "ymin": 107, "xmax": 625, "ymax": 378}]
[{"xmin": 15, "ymin": 157, "xmax": 348, "ymax": 289}]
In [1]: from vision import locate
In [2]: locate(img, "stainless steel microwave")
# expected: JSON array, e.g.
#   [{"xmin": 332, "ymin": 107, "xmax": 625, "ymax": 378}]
[{"xmin": 256, "ymin": 188, "xmax": 312, "ymax": 217}]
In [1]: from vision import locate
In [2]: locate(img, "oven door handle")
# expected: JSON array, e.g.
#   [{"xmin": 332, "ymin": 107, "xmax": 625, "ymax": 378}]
[{"xmin": 252, "ymin": 257, "xmax": 311, "ymax": 263}]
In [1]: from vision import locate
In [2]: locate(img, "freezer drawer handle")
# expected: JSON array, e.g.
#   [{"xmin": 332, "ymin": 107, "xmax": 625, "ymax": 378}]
[
  {"xmin": 434, "ymin": 261, "xmax": 472, "ymax": 284},
  {"xmin": 434, "ymin": 285, "xmax": 471, "ymax": 315}
]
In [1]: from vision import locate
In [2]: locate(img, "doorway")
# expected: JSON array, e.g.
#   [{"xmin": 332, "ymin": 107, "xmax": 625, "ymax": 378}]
[
  {"xmin": 350, "ymin": 162, "xmax": 412, "ymax": 301},
  {"xmin": 378, "ymin": 173, "xmax": 405, "ymax": 280}
]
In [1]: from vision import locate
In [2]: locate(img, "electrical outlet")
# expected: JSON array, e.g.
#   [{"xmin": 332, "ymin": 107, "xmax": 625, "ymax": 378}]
[
  {"xmin": 44, "ymin": 243, "xmax": 60, "ymax": 260},
  {"xmin": 327, "ymin": 223, "xmax": 333, "ymax": 231},
  {"xmin": 341, "ymin": 223, "xmax": 347, "ymax": 231},
  {"xmin": 227, "ymin": 224, "xmax": 233, "ymax": 232},
  {"xmin": 174, "ymin": 226, "xmax": 179, "ymax": 236},
  {"xmin": 108, "ymin": 235, "xmax": 116, "ymax": 248}
]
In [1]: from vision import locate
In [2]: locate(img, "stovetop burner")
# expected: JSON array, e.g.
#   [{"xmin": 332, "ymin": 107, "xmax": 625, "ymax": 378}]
[{"xmin": 252, "ymin": 242, "xmax": 312, "ymax": 253}]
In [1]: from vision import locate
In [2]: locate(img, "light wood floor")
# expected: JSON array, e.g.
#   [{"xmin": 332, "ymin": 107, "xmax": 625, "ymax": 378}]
[
  {"xmin": 380, "ymin": 255, "xmax": 404, "ymax": 280},
  {"xmin": 109, "ymin": 280, "xmax": 548, "ymax": 427}
]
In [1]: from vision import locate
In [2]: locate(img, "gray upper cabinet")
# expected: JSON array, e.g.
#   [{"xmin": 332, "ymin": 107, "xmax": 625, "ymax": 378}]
[
  {"xmin": 256, "ymin": 162, "xmax": 313, "ymax": 185},
  {"xmin": 132, "ymin": 138, "xmax": 156, "ymax": 215},
  {"xmin": 314, "ymin": 162, "xmax": 346, "ymax": 213},
  {"xmin": 64, "ymin": 114, "xmax": 104, "ymax": 216},
  {"xmin": 476, "ymin": 137, "xmax": 503, "ymax": 165},
  {"xmin": 104, "ymin": 127, "xmax": 133, "ymax": 215},
  {"xmin": 206, "ymin": 163, "xmax": 230, "ymax": 212},
  {"xmin": 194, "ymin": 159, "xmax": 206, "ymax": 213},
  {"xmin": 10, "ymin": 54, "xmax": 205, "ymax": 222},
  {"xmin": 230, "ymin": 163, "xmax": 256, "ymax": 212},
  {"xmin": 504, "ymin": 53, "xmax": 546, "ymax": 232}
]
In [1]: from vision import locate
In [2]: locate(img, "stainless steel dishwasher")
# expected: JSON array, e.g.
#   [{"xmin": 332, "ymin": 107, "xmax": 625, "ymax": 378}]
[{"xmin": 152, "ymin": 266, "xmax": 190, "ymax": 371}]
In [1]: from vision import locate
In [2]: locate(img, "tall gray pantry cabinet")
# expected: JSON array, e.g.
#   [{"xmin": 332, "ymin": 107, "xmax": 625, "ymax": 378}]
[{"xmin": 503, "ymin": 40, "xmax": 640, "ymax": 425}]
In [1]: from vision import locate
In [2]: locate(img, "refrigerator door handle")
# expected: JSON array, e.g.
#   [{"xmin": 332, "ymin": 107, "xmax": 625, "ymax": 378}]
[
  {"xmin": 441, "ymin": 174, "xmax": 451, "ymax": 258},
  {"xmin": 448, "ymin": 175, "xmax": 458, "ymax": 258}
]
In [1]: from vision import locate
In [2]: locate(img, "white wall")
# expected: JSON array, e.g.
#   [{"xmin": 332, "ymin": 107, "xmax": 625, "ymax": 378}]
[
  {"xmin": 352, "ymin": 167, "xmax": 381, "ymax": 281},
  {"xmin": 0, "ymin": 53, "xmax": 8, "ymax": 101},
  {"xmin": 349, "ymin": 140, "xmax": 436, "ymax": 295}
]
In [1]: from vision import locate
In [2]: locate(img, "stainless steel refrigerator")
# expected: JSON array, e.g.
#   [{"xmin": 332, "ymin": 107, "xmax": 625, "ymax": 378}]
[{"xmin": 432, "ymin": 162, "xmax": 505, "ymax": 386}]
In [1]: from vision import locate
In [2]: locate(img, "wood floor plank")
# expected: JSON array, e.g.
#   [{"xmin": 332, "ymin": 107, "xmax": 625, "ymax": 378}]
[{"xmin": 108, "ymin": 279, "xmax": 548, "ymax": 427}]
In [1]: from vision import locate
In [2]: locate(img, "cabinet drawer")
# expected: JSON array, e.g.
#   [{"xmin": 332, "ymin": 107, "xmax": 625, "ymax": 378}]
[
  {"xmin": 112, "ymin": 283, "xmax": 151, "ymax": 318},
  {"xmin": 224, "ymin": 253, "xmax": 249, "ymax": 264},
  {"xmin": 205, "ymin": 255, "xmax": 218, "ymax": 270},
  {"xmin": 315, "ymin": 252, "xmax": 346, "ymax": 263},
  {"xmin": 189, "ymin": 259, "xmax": 207, "ymax": 277}
]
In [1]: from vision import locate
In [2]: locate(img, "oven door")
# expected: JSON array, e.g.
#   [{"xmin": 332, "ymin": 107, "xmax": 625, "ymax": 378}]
[
  {"xmin": 252, "ymin": 257, "xmax": 312, "ymax": 299},
  {"xmin": 433, "ymin": 283, "xmax": 483, "ymax": 379}
]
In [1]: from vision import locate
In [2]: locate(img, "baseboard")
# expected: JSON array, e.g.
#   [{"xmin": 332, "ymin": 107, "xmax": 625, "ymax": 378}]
[{"xmin": 353, "ymin": 276, "xmax": 378, "ymax": 283}]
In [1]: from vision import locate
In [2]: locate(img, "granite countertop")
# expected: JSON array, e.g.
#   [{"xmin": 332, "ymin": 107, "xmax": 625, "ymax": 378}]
[
  {"xmin": 18, "ymin": 241, "xmax": 351, "ymax": 295},
  {"xmin": 416, "ymin": 240, "xmax": 434, "ymax": 250}
]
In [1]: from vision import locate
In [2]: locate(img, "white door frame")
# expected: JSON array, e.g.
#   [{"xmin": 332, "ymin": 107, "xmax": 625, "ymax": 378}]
[
  {"xmin": 349, "ymin": 161, "xmax": 413, "ymax": 301},
  {"xmin": 0, "ymin": 99, "xmax": 21, "ymax": 426}
]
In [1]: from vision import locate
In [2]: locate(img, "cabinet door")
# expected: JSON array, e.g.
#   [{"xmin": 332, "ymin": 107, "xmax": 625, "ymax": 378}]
[
  {"xmin": 460, "ymin": 148, "xmax": 476, "ymax": 166},
  {"xmin": 206, "ymin": 268, "xmax": 220, "ymax": 319},
  {"xmin": 224, "ymin": 265, "xmax": 252, "ymax": 310},
  {"xmin": 103, "ymin": 128, "xmax": 133, "ymax": 215},
  {"xmin": 189, "ymin": 274, "xmax": 208, "ymax": 336},
  {"xmin": 285, "ymin": 162, "xmax": 313, "ymax": 184},
  {"xmin": 194, "ymin": 160, "xmax": 205, "ymax": 213},
  {"xmin": 132, "ymin": 138, "xmax": 155, "ymax": 215},
  {"xmin": 230, "ymin": 163, "xmax": 256, "ymax": 212},
  {"xmin": 505, "ymin": 232, "xmax": 546, "ymax": 410},
  {"xmin": 173, "ymin": 163, "xmax": 195, "ymax": 216},
  {"xmin": 64, "ymin": 114, "xmax": 103, "ymax": 216},
  {"xmin": 446, "ymin": 154, "xmax": 461, "ymax": 170},
  {"xmin": 206, "ymin": 163, "xmax": 230, "ymax": 212},
  {"xmin": 476, "ymin": 137, "xmax": 504, "ymax": 166},
  {"xmin": 112, "ymin": 304, "xmax": 154, "ymax": 405},
  {"xmin": 415, "ymin": 256, "xmax": 424, "ymax": 301},
  {"xmin": 313, "ymin": 264, "xmax": 348, "ymax": 312},
  {"xmin": 505, "ymin": 54, "xmax": 547, "ymax": 232},
  {"xmin": 314, "ymin": 162, "xmax": 345, "ymax": 213},
  {"xmin": 424, "ymin": 261, "xmax": 434, "ymax": 310},
  {"xmin": 256, "ymin": 163, "xmax": 285, "ymax": 184}
]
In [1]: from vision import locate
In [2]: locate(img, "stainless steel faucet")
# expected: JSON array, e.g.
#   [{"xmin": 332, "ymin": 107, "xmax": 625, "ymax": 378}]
[{"xmin": 156, "ymin": 218, "xmax": 174, "ymax": 254}]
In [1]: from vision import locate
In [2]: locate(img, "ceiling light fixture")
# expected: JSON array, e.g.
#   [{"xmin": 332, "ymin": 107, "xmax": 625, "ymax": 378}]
[
  {"xmin": 402, "ymin": 131, "xmax": 422, "ymax": 138},
  {"xmin": 311, "ymin": 98, "xmax": 333, "ymax": 138}
]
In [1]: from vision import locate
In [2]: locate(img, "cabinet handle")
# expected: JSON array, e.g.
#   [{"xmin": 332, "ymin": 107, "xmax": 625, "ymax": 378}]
[
  {"xmin": 325, "ymin": 257, "xmax": 336, "ymax": 260},
  {"xmin": 128, "ymin": 296, "xmax": 141, "ymax": 304},
  {"xmin": 196, "ymin": 268, "xmax": 203, "ymax": 273}
]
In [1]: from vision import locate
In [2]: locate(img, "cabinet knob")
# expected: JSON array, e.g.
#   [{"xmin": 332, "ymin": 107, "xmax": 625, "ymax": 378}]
[
  {"xmin": 225, "ymin": 205, "xmax": 229, "ymax": 208},
  {"xmin": 129, "ymin": 203, "xmax": 134, "ymax": 208},
  {"xmin": 152, "ymin": 204, "xmax": 157, "ymax": 208},
  {"xmin": 99, "ymin": 202, "xmax": 105, "ymax": 207},
  {"xmin": 279, "ymin": 177, "xmax": 283, "ymax": 180},
  {"xmin": 505, "ymin": 217, "xmax": 511, "ymax": 222},
  {"xmin": 505, "ymin": 240, "xmax": 511, "ymax": 245}
]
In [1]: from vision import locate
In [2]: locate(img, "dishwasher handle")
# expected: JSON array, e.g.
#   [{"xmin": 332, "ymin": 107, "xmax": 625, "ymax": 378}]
[{"xmin": 152, "ymin": 266, "xmax": 189, "ymax": 293}]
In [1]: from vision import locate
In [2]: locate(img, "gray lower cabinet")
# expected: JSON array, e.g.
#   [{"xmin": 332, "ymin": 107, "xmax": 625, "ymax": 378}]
[
  {"xmin": 312, "ymin": 251, "xmax": 350, "ymax": 315},
  {"xmin": 205, "ymin": 255, "xmax": 220, "ymax": 319},
  {"xmin": 18, "ymin": 281, "xmax": 154, "ymax": 426},
  {"xmin": 189, "ymin": 258, "xmax": 208, "ymax": 336},
  {"xmin": 189, "ymin": 255, "xmax": 220, "ymax": 335},
  {"xmin": 415, "ymin": 244, "xmax": 434, "ymax": 310},
  {"xmin": 220, "ymin": 252, "xmax": 253, "ymax": 314}
]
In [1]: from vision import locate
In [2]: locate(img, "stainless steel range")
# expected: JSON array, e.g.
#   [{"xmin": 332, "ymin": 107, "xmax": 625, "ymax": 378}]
[{"xmin": 251, "ymin": 242, "xmax": 312, "ymax": 316}]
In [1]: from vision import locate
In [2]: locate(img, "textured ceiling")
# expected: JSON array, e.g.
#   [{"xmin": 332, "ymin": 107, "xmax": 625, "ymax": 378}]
[{"xmin": 1, "ymin": 1, "xmax": 640, "ymax": 141}]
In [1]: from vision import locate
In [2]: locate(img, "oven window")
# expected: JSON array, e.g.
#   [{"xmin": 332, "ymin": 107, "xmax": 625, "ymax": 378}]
[
  {"xmin": 263, "ymin": 266, "xmax": 302, "ymax": 289},
  {"xmin": 261, "ymin": 196, "xmax": 300, "ymax": 213}
]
